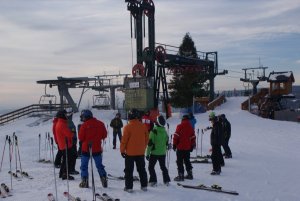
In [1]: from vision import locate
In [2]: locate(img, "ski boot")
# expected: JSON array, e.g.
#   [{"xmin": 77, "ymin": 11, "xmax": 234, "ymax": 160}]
[
  {"xmin": 61, "ymin": 174, "xmax": 74, "ymax": 180},
  {"xmin": 141, "ymin": 186, "xmax": 147, "ymax": 191},
  {"xmin": 124, "ymin": 187, "xmax": 133, "ymax": 193},
  {"xmin": 100, "ymin": 176, "xmax": 108, "ymax": 188},
  {"xmin": 149, "ymin": 182, "xmax": 157, "ymax": 187},
  {"xmin": 173, "ymin": 173, "xmax": 184, "ymax": 181},
  {"xmin": 210, "ymin": 170, "xmax": 221, "ymax": 175},
  {"xmin": 79, "ymin": 178, "xmax": 89, "ymax": 188},
  {"xmin": 184, "ymin": 170, "xmax": 193, "ymax": 180}
]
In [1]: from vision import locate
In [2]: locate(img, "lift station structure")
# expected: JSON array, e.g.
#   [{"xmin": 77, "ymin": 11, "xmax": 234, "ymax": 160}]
[{"xmin": 124, "ymin": 0, "xmax": 227, "ymax": 117}]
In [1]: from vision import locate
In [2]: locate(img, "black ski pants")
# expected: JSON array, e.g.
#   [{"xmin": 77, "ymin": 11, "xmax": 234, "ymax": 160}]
[
  {"xmin": 59, "ymin": 148, "xmax": 72, "ymax": 177},
  {"xmin": 54, "ymin": 149, "xmax": 63, "ymax": 167},
  {"xmin": 124, "ymin": 155, "xmax": 148, "ymax": 189},
  {"xmin": 176, "ymin": 150, "xmax": 192, "ymax": 175},
  {"xmin": 211, "ymin": 145, "xmax": 223, "ymax": 172},
  {"xmin": 112, "ymin": 130, "xmax": 122, "ymax": 147},
  {"xmin": 148, "ymin": 155, "xmax": 170, "ymax": 183},
  {"xmin": 222, "ymin": 137, "xmax": 232, "ymax": 157}
]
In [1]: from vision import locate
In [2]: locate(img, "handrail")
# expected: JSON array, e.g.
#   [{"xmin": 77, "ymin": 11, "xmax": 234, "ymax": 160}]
[
  {"xmin": 207, "ymin": 95, "xmax": 226, "ymax": 110},
  {"xmin": 0, "ymin": 104, "xmax": 68, "ymax": 126}
]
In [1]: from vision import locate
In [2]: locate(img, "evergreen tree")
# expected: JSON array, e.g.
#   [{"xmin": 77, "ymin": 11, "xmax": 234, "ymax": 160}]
[{"xmin": 168, "ymin": 33, "xmax": 208, "ymax": 108}]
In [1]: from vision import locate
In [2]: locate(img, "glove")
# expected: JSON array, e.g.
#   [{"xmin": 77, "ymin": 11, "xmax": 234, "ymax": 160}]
[
  {"xmin": 121, "ymin": 153, "xmax": 126, "ymax": 158},
  {"xmin": 172, "ymin": 144, "xmax": 177, "ymax": 151},
  {"xmin": 146, "ymin": 155, "xmax": 150, "ymax": 161},
  {"xmin": 190, "ymin": 144, "xmax": 196, "ymax": 152},
  {"xmin": 167, "ymin": 143, "xmax": 172, "ymax": 150}
]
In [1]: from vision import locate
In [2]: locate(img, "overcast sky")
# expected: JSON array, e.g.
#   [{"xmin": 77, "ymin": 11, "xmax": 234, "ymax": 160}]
[{"xmin": 0, "ymin": 0, "xmax": 300, "ymax": 110}]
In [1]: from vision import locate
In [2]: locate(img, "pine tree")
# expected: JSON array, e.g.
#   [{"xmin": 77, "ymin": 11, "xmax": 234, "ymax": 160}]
[{"xmin": 168, "ymin": 33, "xmax": 208, "ymax": 108}]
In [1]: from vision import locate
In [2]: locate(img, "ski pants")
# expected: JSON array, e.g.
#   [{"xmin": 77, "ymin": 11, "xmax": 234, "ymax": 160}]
[
  {"xmin": 124, "ymin": 155, "xmax": 148, "ymax": 189},
  {"xmin": 59, "ymin": 148, "xmax": 72, "ymax": 177},
  {"xmin": 80, "ymin": 153, "xmax": 106, "ymax": 179},
  {"xmin": 211, "ymin": 145, "xmax": 223, "ymax": 172},
  {"xmin": 222, "ymin": 137, "xmax": 232, "ymax": 157},
  {"xmin": 113, "ymin": 130, "xmax": 122, "ymax": 147},
  {"xmin": 148, "ymin": 155, "xmax": 170, "ymax": 183},
  {"xmin": 176, "ymin": 150, "xmax": 192, "ymax": 175},
  {"xmin": 54, "ymin": 149, "xmax": 63, "ymax": 166}
]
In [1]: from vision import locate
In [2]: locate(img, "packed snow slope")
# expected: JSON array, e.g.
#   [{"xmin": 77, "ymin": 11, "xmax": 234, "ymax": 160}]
[{"xmin": 0, "ymin": 97, "xmax": 300, "ymax": 201}]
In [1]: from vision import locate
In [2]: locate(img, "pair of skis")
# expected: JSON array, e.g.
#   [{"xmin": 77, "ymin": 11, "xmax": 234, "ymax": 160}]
[
  {"xmin": 95, "ymin": 193, "xmax": 120, "ymax": 201},
  {"xmin": 8, "ymin": 170, "xmax": 33, "ymax": 180},
  {"xmin": 177, "ymin": 183, "xmax": 239, "ymax": 195},
  {"xmin": 0, "ymin": 183, "xmax": 12, "ymax": 198},
  {"xmin": 47, "ymin": 192, "xmax": 120, "ymax": 201},
  {"xmin": 107, "ymin": 173, "xmax": 139, "ymax": 181},
  {"xmin": 48, "ymin": 192, "xmax": 82, "ymax": 201}
]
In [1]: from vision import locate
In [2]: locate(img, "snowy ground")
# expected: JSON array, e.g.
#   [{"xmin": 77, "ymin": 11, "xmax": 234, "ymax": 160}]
[{"xmin": 0, "ymin": 97, "xmax": 300, "ymax": 201}]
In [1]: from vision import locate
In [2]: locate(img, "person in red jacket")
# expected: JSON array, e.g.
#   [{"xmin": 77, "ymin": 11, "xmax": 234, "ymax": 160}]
[
  {"xmin": 172, "ymin": 114, "xmax": 196, "ymax": 181},
  {"xmin": 78, "ymin": 109, "xmax": 108, "ymax": 188},
  {"xmin": 54, "ymin": 109, "xmax": 75, "ymax": 180},
  {"xmin": 141, "ymin": 110, "xmax": 154, "ymax": 132},
  {"xmin": 53, "ymin": 116, "xmax": 63, "ymax": 168}
]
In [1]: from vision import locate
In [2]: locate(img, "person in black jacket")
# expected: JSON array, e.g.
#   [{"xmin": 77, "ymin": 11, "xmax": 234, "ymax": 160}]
[
  {"xmin": 207, "ymin": 112, "xmax": 224, "ymax": 175},
  {"xmin": 219, "ymin": 114, "xmax": 232, "ymax": 158},
  {"xmin": 110, "ymin": 113, "xmax": 123, "ymax": 149}
]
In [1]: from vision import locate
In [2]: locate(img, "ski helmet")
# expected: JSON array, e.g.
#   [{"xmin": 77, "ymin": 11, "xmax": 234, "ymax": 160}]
[
  {"xmin": 81, "ymin": 109, "xmax": 93, "ymax": 121},
  {"xmin": 128, "ymin": 108, "xmax": 140, "ymax": 120},
  {"xmin": 156, "ymin": 115, "xmax": 166, "ymax": 127}
]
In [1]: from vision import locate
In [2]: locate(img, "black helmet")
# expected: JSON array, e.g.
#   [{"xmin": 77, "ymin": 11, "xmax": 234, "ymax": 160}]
[
  {"xmin": 56, "ymin": 109, "xmax": 67, "ymax": 119},
  {"xmin": 156, "ymin": 115, "xmax": 166, "ymax": 127},
  {"xmin": 128, "ymin": 108, "xmax": 140, "ymax": 120}
]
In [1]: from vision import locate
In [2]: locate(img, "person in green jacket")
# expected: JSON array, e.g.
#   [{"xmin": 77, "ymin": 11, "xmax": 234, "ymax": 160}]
[{"xmin": 146, "ymin": 115, "xmax": 171, "ymax": 186}]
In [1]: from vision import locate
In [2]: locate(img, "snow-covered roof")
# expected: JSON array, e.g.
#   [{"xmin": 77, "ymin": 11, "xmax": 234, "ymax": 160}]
[{"xmin": 268, "ymin": 71, "xmax": 295, "ymax": 82}]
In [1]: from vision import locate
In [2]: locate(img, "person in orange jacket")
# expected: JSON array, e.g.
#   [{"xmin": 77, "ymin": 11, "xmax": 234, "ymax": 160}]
[
  {"xmin": 78, "ymin": 109, "xmax": 108, "ymax": 188},
  {"xmin": 120, "ymin": 108, "xmax": 149, "ymax": 193},
  {"xmin": 54, "ymin": 109, "xmax": 75, "ymax": 180}
]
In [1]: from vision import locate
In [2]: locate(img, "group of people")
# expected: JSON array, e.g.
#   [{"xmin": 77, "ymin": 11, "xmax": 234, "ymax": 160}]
[
  {"xmin": 52, "ymin": 108, "xmax": 108, "ymax": 188},
  {"xmin": 52, "ymin": 108, "xmax": 232, "ymax": 192}
]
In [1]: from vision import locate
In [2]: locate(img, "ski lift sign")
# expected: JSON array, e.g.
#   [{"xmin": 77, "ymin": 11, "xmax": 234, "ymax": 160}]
[{"xmin": 129, "ymin": 82, "xmax": 140, "ymax": 89}]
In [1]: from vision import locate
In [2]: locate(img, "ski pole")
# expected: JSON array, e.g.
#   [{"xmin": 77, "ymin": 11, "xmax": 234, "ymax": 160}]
[
  {"xmin": 14, "ymin": 135, "xmax": 18, "ymax": 174},
  {"xmin": 196, "ymin": 128, "xmax": 199, "ymax": 157},
  {"xmin": 44, "ymin": 133, "xmax": 47, "ymax": 162},
  {"xmin": 50, "ymin": 137, "xmax": 58, "ymax": 201},
  {"xmin": 38, "ymin": 134, "xmax": 41, "ymax": 162},
  {"xmin": 47, "ymin": 133, "xmax": 52, "ymax": 163},
  {"xmin": 106, "ymin": 124, "xmax": 111, "ymax": 149},
  {"xmin": 89, "ymin": 142, "xmax": 96, "ymax": 201},
  {"xmin": 201, "ymin": 129, "xmax": 204, "ymax": 157},
  {"xmin": 65, "ymin": 137, "xmax": 70, "ymax": 199},
  {"xmin": 0, "ymin": 135, "xmax": 8, "ymax": 172},
  {"xmin": 15, "ymin": 136, "xmax": 23, "ymax": 176},
  {"xmin": 8, "ymin": 136, "xmax": 12, "ymax": 189}
]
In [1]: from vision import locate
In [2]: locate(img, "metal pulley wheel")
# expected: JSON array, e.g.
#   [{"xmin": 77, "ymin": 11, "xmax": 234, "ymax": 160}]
[
  {"xmin": 155, "ymin": 45, "xmax": 166, "ymax": 63},
  {"xmin": 132, "ymin": 63, "xmax": 145, "ymax": 77}
]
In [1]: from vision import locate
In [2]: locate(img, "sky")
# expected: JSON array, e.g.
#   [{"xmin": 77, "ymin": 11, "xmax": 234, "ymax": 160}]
[{"xmin": 0, "ymin": 0, "xmax": 300, "ymax": 110}]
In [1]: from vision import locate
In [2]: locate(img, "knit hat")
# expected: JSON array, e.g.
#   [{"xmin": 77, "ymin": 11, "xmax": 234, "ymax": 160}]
[{"xmin": 156, "ymin": 115, "xmax": 166, "ymax": 127}]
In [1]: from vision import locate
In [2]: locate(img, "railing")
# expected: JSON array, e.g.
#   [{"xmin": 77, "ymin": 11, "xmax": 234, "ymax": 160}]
[
  {"xmin": 207, "ymin": 95, "xmax": 226, "ymax": 110},
  {"xmin": 241, "ymin": 88, "xmax": 269, "ymax": 110},
  {"xmin": 0, "ymin": 104, "xmax": 66, "ymax": 126}
]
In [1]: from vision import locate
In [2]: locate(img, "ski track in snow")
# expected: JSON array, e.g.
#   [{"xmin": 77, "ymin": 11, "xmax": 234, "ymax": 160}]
[{"xmin": 0, "ymin": 97, "xmax": 300, "ymax": 201}]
